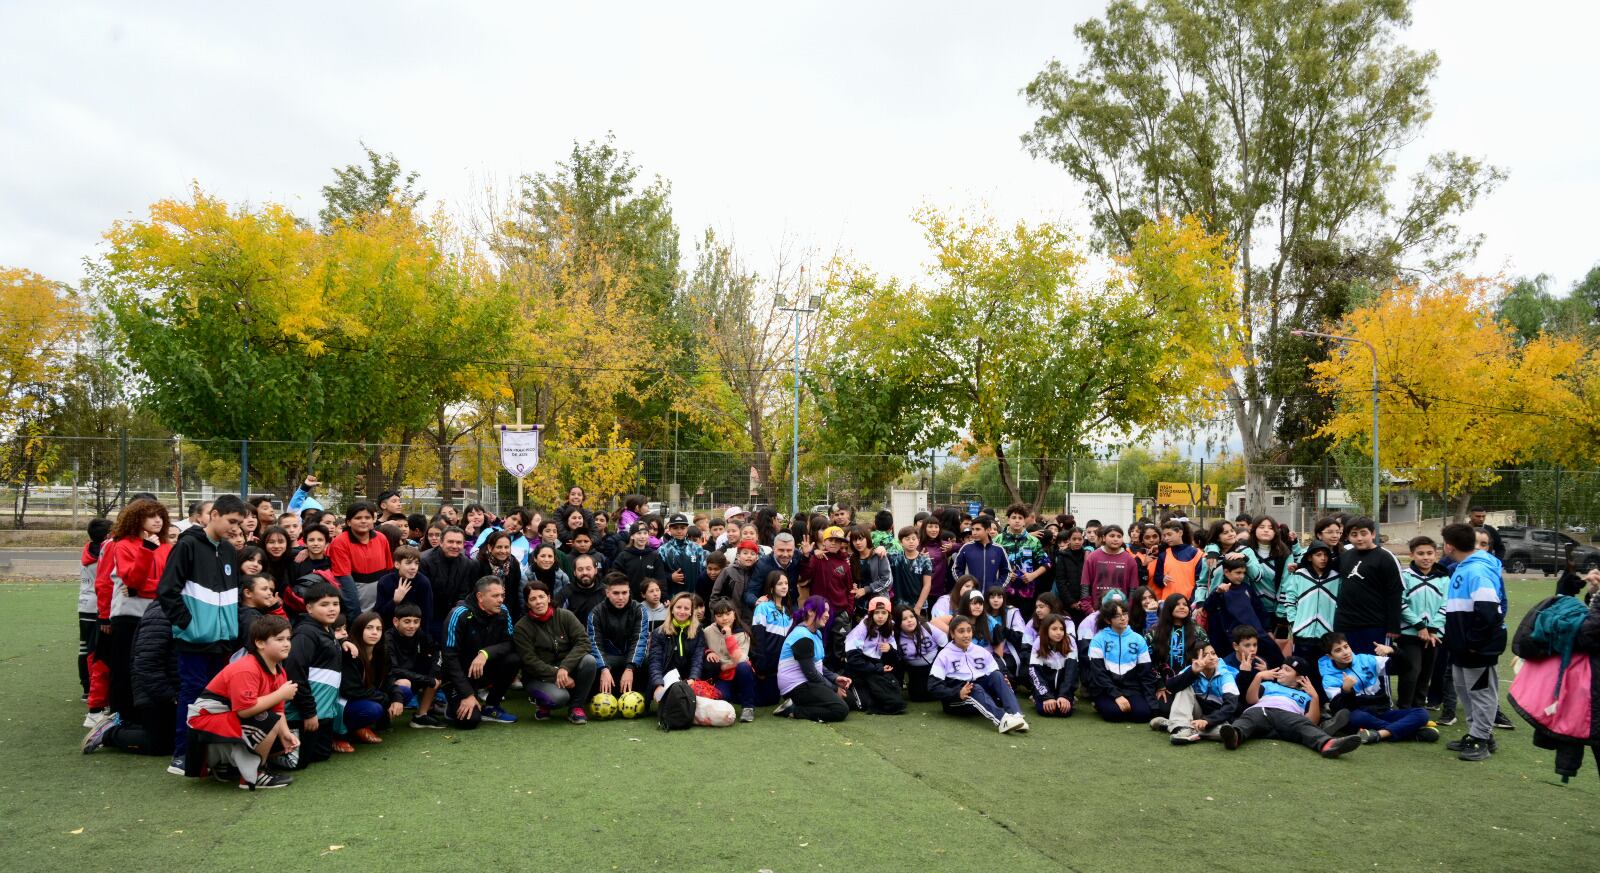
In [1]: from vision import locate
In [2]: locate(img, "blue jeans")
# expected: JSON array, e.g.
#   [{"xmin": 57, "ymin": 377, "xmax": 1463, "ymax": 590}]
[
  {"xmin": 714, "ymin": 661, "xmax": 756, "ymax": 708},
  {"xmin": 1348, "ymin": 705, "xmax": 1430, "ymax": 741},
  {"xmin": 343, "ymin": 698, "xmax": 385, "ymax": 731},
  {"xmin": 174, "ymin": 651, "xmax": 229, "ymax": 761}
]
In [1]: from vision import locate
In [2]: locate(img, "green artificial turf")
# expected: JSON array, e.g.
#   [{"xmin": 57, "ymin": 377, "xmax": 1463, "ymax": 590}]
[{"xmin": 2, "ymin": 580, "xmax": 1596, "ymax": 872}]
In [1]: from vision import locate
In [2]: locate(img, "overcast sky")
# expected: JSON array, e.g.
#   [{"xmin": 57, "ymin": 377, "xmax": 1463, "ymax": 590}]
[{"xmin": 3, "ymin": 1, "xmax": 1595, "ymax": 295}]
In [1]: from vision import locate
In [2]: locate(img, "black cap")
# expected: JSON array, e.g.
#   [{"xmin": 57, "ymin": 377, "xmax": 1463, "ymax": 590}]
[
  {"xmin": 628, "ymin": 521, "xmax": 648, "ymax": 535},
  {"xmin": 1285, "ymin": 655, "xmax": 1313, "ymax": 675},
  {"xmin": 668, "ymin": 513, "xmax": 690, "ymax": 527}
]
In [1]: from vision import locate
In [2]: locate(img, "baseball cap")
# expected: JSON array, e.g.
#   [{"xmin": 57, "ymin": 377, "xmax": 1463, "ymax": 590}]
[
  {"xmin": 821, "ymin": 525, "xmax": 847, "ymax": 542},
  {"xmin": 723, "ymin": 505, "xmax": 746, "ymax": 520},
  {"xmin": 668, "ymin": 513, "xmax": 690, "ymax": 527},
  {"xmin": 868, "ymin": 596, "xmax": 892, "ymax": 613},
  {"xmin": 1284, "ymin": 656, "xmax": 1313, "ymax": 675},
  {"xmin": 628, "ymin": 521, "xmax": 648, "ymax": 536},
  {"xmin": 737, "ymin": 540, "xmax": 761, "ymax": 553}
]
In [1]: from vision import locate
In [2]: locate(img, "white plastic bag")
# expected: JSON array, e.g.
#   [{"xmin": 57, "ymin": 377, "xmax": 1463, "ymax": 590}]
[{"xmin": 694, "ymin": 696, "xmax": 736, "ymax": 727}]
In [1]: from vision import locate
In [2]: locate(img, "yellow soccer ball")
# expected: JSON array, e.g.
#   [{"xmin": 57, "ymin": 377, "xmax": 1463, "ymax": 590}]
[
  {"xmin": 618, "ymin": 691, "xmax": 646, "ymax": 719},
  {"xmin": 590, "ymin": 693, "xmax": 618, "ymax": 720}
]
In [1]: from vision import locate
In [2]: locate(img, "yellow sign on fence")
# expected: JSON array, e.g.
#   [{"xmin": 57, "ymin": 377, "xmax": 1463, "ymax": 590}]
[{"xmin": 1156, "ymin": 482, "xmax": 1218, "ymax": 507}]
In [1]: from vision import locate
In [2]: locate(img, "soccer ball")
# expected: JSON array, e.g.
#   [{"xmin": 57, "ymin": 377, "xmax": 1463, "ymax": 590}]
[
  {"xmin": 590, "ymin": 693, "xmax": 618, "ymax": 720},
  {"xmin": 618, "ymin": 691, "xmax": 646, "ymax": 719}
]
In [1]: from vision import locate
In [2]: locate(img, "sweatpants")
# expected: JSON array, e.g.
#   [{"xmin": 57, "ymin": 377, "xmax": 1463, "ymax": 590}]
[
  {"xmin": 449, "ymin": 652, "xmax": 523, "ymax": 730},
  {"xmin": 1231, "ymin": 705, "xmax": 1333, "ymax": 751},
  {"xmin": 106, "ymin": 615, "xmax": 142, "ymax": 716},
  {"xmin": 102, "ymin": 702, "xmax": 176, "ymax": 756},
  {"xmin": 1162, "ymin": 688, "xmax": 1221, "ymax": 738},
  {"xmin": 785, "ymin": 679, "xmax": 850, "ymax": 722},
  {"xmin": 940, "ymin": 672, "xmax": 1021, "ymax": 727},
  {"xmin": 173, "ymin": 652, "xmax": 229, "ymax": 760},
  {"xmin": 1346, "ymin": 705, "xmax": 1429, "ymax": 740},
  {"xmin": 526, "ymin": 653, "xmax": 600, "ymax": 712},
  {"xmin": 1342, "ymin": 626, "xmax": 1389, "ymax": 657},
  {"xmin": 80, "ymin": 614, "xmax": 109, "ymax": 709},
  {"xmin": 904, "ymin": 664, "xmax": 934, "ymax": 702},
  {"xmin": 1093, "ymin": 691, "xmax": 1154, "ymax": 723},
  {"xmin": 713, "ymin": 661, "xmax": 757, "ymax": 709},
  {"xmin": 846, "ymin": 665, "xmax": 906, "ymax": 714},
  {"xmin": 1430, "ymin": 648, "xmax": 1458, "ymax": 710},
  {"xmin": 1394, "ymin": 636, "xmax": 1437, "ymax": 709},
  {"xmin": 1452, "ymin": 663, "xmax": 1499, "ymax": 741}
]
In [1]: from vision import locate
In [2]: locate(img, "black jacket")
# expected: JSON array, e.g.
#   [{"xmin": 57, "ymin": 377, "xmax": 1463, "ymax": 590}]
[
  {"xmin": 340, "ymin": 647, "xmax": 402, "ymax": 706},
  {"xmin": 155, "ymin": 525, "xmax": 240, "ymax": 655},
  {"xmin": 385, "ymin": 627, "xmax": 439, "ymax": 687},
  {"xmin": 132, "ymin": 600, "xmax": 178, "ymax": 707},
  {"xmin": 647, "ymin": 623, "xmax": 704, "ymax": 687},
  {"xmin": 440, "ymin": 599, "xmax": 516, "ymax": 699},
  {"xmin": 421, "ymin": 550, "xmax": 479, "ymax": 624},
  {"xmin": 284, "ymin": 619, "xmax": 342, "ymax": 720},
  {"xmin": 615, "ymin": 546, "xmax": 666, "ymax": 599},
  {"xmin": 1053, "ymin": 547, "xmax": 1086, "ymax": 606},
  {"xmin": 588, "ymin": 599, "xmax": 649, "ymax": 671},
  {"xmin": 559, "ymin": 578, "xmax": 607, "ymax": 625}
]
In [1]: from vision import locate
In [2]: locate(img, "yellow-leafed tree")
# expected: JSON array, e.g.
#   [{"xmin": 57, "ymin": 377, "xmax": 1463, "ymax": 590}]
[
  {"xmin": 1310, "ymin": 276, "xmax": 1523, "ymax": 510},
  {"xmin": 1511, "ymin": 336, "xmax": 1600, "ymax": 468}
]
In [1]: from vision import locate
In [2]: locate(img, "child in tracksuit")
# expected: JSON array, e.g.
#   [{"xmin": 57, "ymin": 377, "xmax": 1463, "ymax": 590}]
[
  {"xmin": 284, "ymin": 583, "xmax": 347, "ymax": 766},
  {"xmin": 842, "ymin": 597, "xmax": 907, "ymax": 715},
  {"xmin": 1396, "ymin": 536, "xmax": 1447, "ymax": 710},
  {"xmin": 79, "ymin": 518, "xmax": 113, "ymax": 726},
  {"xmin": 385, "ymin": 602, "xmax": 443, "ymax": 727},
  {"xmin": 928, "ymin": 616, "xmax": 1028, "ymax": 734},
  {"xmin": 895, "ymin": 605, "xmax": 947, "ymax": 702},
  {"xmin": 1158, "ymin": 642, "xmax": 1240, "ymax": 744},
  {"xmin": 1318, "ymin": 633, "xmax": 1436, "ymax": 744},
  {"xmin": 1283, "ymin": 541, "xmax": 1340, "ymax": 693},
  {"xmin": 1085, "ymin": 600, "xmax": 1158, "ymax": 723},
  {"xmin": 1220, "ymin": 656, "xmax": 1363, "ymax": 758},
  {"xmin": 1027, "ymin": 614, "xmax": 1078, "ymax": 717}
]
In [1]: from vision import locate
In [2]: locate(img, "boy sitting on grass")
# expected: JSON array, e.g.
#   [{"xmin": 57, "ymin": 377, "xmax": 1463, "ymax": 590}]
[
  {"xmin": 1220, "ymin": 656, "xmax": 1363, "ymax": 759},
  {"xmin": 1318, "ymin": 632, "xmax": 1438, "ymax": 744},
  {"xmin": 386, "ymin": 601, "xmax": 443, "ymax": 728}
]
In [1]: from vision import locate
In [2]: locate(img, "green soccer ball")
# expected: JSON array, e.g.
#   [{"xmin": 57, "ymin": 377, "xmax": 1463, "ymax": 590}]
[
  {"xmin": 618, "ymin": 691, "xmax": 646, "ymax": 719},
  {"xmin": 590, "ymin": 693, "xmax": 618, "ymax": 720}
]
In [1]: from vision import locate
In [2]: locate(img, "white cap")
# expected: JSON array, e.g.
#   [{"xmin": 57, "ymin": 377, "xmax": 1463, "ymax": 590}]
[{"xmin": 723, "ymin": 505, "xmax": 747, "ymax": 521}]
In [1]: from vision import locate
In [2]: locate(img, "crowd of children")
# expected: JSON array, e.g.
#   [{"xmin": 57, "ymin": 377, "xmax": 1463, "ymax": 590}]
[{"xmin": 77, "ymin": 485, "xmax": 1520, "ymax": 788}]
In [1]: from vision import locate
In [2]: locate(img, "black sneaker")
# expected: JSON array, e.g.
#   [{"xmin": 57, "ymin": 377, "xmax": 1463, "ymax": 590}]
[
  {"xmin": 1494, "ymin": 711, "xmax": 1516, "ymax": 730},
  {"xmin": 239, "ymin": 771, "xmax": 293, "ymax": 790},
  {"xmin": 1323, "ymin": 710, "xmax": 1352, "ymax": 735},
  {"xmin": 1457, "ymin": 736, "xmax": 1493, "ymax": 762},
  {"xmin": 1436, "ymin": 711, "xmax": 1458, "ymax": 726},
  {"xmin": 1220, "ymin": 724, "xmax": 1243, "ymax": 750},
  {"xmin": 1319, "ymin": 735, "xmax": 1363, "ymax": 758},
  {"xmin": 409, "ymin": 712, "xmax": 445, "ymax": 729},
  {"xmin": 1447, "ymin": 735, "xmax": 1497, "ymax": 753},
  {"xmin": 1414, "ymin": 727, "xmax": 1441, "ymax": 743},
  {"xmin": 211, "ymin": 764, "xmax": 240, "ymax": 784}
]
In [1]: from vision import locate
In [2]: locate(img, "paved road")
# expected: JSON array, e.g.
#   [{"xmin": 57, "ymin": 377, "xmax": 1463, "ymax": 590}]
[{"xmin": 0, "ymin": 548, "xmax": 81, "ymax": 578}]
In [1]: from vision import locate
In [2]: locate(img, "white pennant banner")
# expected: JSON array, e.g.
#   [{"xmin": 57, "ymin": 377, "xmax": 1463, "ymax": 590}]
[{"xmin": 499, "ymin": 426, "xmax": 541, "ymax": 479}]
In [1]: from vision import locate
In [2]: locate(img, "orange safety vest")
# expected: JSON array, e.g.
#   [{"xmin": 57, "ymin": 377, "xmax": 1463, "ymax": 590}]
[{"xmin": 1151, "ymin": 548, "xmax": 1202, "ymax": 602}]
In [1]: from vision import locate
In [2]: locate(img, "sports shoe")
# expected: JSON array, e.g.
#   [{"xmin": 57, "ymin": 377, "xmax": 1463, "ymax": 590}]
[
  {"xmin": 1014, "ymin": 718, "xmax": 1030, "ymax": 734},
  {"xmin": 530, "ymin": 706, "xmax": 552, "ymax": 721},
  {"xmin": 1494, "ymin": 711, "xmax": 1516, "ymax": 730},
  {"xmin": 740, "ymin": 707, "xmax": 755, "ymax": 723},
  {"xmin": 81, "ymin": 712, "xmax": 119, "ymax": 754},
  {"xmin": 773, "ymin": 698, "xmax": 794, "ymax": 718},
  {"xmin": 352, "ymin": 727, "xmax": 383, "ymax": 744},
  {"xmin": 83, "ymin": 708, "xmax": 110, "ymax": 729},
  {"xmin": 1319, "ymin": 735, "xmax": 1363, "ymax": 758},
  {"xmin": 1446, "ymin": 735, "xmax": 1497, "ymax": 753},
  {"xmin": 239, "ymin": 771, "xmax": 293, "ymax": 790},
  {"xmin": 332, "ymin": 739, "xmax": 355, "ymax": 753},
  {"xmin": 1220, "ymin": 724, "xmax": 1243, "ymax": 750},
  {"xmin": 1414, "ymin": 726, "xmax": 1441, "ymax": 743},
  {"xmin": 482, "ymin": 705, "xmax": 518, "ymax": 724},
  {"xmin": 166, "ymin": 754, "xmax": 186, "ymax": 776},
  {"xmin": 1170, "ymin": 727, "xmax": 1200, "ymax": 745},
  {"xmin": 1358, "ymin": 728, "xmax": 1382, "ymax": 744},
  {"xmin": 211, "ymin": 764, "xmax": 239, "ymax": 784},
  {"xmin": 998, "ymin": 712, "xmax": 1022, "ymax": 734},
  {"xmin": 568, "ymin": 707, "xmax": 588, "ymax": 725},
  {"xmin": 1148, "ymin": 716, "xmax": 1170, "ymax": 731},
  {"xmin": 1457, "ymin": 736, "xmax": 1493, "ymax": 761},
  {"xmin": 1323, "ymin": 710, "xmax": 1351, "ymax": 735},
  {"xmin": 1436, "ymin": 710, "xmax": 1457, "ymax": 726},
  {"xmin": 410, "ymin": 712, "xmax": 445, "ymax": 729}
]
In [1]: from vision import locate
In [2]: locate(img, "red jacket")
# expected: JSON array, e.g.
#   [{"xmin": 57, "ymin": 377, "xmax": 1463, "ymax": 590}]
[
  {"xmin": 802, "ymin": 551, "xmax": 855, "ymax": 615},
  {"xmin": 95, "ymin": 536, "xmax": 162, "ymax": 620},
  {"xmin": 328, "ymin": 530, "xmax": 394, "ymax": 587}
]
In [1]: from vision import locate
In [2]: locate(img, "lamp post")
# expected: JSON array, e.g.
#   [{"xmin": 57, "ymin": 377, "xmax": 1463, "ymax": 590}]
[
  {"xmin": 1294, "ymin": 329, "xmax": 1381, "ymax": 535},
  {"xmin": 777, "ymin": 291, "xmax": 820, "ymax": 516}
]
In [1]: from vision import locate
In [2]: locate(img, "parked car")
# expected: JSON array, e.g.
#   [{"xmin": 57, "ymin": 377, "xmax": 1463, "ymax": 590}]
[{"xmin": 1498, "ymin": 526, "xmax": 1600, "ymax": 575}]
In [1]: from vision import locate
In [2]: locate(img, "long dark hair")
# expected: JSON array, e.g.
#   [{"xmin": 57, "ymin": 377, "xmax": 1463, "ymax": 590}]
[
  {"xmin": 1148, "ymin": 593, "xmax": 1194, "ymax": 668},
  {"xmin": 753, "ymin": 508, "xmax": 779, "ymax": 547},
  {"xmin": 349, "ymin": 611, "xmax": 390, "ymax": 688},
  {"xmin": 1249, "ymin": 514, "xmax": 1291, "ymax": 560}
]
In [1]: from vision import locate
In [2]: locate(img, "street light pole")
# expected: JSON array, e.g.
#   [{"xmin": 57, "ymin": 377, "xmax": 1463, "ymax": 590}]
[
  {"xmin": 778, "ymin": 289, "xmax": 820, "ymax": 516},
  {"xmin": 1294, "ymin": 329, "xmax": 1381, "ymax": 536}
]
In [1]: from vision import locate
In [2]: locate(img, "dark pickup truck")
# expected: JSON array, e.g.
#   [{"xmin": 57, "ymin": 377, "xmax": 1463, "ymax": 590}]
[{"xmin": 1498, "ymin": 526, "xmax": 1600, "ymax": 575}]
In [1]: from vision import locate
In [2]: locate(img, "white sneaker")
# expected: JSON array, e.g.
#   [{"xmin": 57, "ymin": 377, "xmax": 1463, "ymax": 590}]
[
  {"xmin": 772, "ymin": 698, "xmax": 794, "ymax": 718},
  {"xmin": 998, "ymin": 712, "xmax": 1022, "ymax": 734},
  {"xmin": 83, "ymin": 709, "xmax": 109, "ymax": 729},
  {"xmin": 1014, "ymin": 717, "xmax": 1031, "ymax": 734}
]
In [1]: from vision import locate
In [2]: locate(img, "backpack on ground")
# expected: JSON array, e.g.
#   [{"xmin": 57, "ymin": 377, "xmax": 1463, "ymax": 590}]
[{"xmin": 657, "ymin": 680, "xmax": 696, "ymax": 731}]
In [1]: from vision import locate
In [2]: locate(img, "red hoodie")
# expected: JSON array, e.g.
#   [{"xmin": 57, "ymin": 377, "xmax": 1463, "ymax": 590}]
[{"xmin": 802, "ymin": 551, "xmax": 855, "ymax": 615}]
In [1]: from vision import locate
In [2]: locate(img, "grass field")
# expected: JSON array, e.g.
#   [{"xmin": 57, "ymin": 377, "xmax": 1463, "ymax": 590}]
[{"xmin": 2, "ymin": 580, "xmax": 1597, "ymax": 873}]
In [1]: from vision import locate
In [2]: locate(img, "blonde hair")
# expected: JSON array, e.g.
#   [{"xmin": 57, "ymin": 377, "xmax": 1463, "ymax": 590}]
[{"xmin": 659, "ymin": 591, "xmax": 700, "ymax": 638}]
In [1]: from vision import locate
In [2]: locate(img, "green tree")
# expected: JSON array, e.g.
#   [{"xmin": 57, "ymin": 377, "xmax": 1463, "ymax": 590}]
[
  {"xmin": 1022, "ymin": 0, "xmax": 1502, "ymax": 512},
  {"xmin": 319, "ymin": 143, "xmax": 424, "ymax": 230}
]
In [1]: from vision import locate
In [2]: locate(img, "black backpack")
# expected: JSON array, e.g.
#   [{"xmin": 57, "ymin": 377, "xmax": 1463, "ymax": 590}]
[{"xmin": 656, "ymin": 681, "xmax": 696, "ymax": 731}]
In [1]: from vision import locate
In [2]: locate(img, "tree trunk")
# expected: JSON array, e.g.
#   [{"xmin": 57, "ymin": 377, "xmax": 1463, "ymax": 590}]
[
  {"xmin": 363, "ymin": 447, "xmax": 385, "ymax": 499},
  {"xmin": 1451, "ymin": 489, "xmax": 1474, "ymax": 524},
  {"xmin": 437, "ymin": 439, "xmax": 455, "ymax": 506},
  {"xmin": 994, "ymin": 444, "xmax": 1024, "ymax": 509},
  {"xmin": 1029, "ymin": 458, "xmax": 1058, "ymax": 516},
  {"xmin": 389, "ymin": 435, "xmax": 413, "ymax": 493}
]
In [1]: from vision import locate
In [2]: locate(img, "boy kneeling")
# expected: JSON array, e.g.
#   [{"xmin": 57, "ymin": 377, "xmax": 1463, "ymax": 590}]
[
  {"xmin": 1220, "ymin": 656, "xmax": 1363, "ymax": 759},
  {"xmin": 185, "ymin": 615, "xmax": 299, "ymax": 789}
]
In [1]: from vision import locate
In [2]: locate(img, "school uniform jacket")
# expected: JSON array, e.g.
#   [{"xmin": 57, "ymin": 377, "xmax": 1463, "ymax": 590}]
[
  {"xmin": 927, "ymin": 641, "xmax": 1000, "ymax": 701},
  {"xmin": 843, "ymin": 620, "xmax": 901, "ymax": 674},
  {"xmin": 896, "ymin": 625, "xmax": 948, "ymax": 667},
  {"xmin": 156, "ymin": 526, "xmax": 240, "ymax": 655},
  {"xmin": 1444, "ymin": 551, "xmax": 1508, "ymax": 667},
  {"xmin": 1085, "ymin": 626, "xmax": 1157, "ymax": 701},
  {"xmin": 1167, "ymin": 663, "xmax": 1241, "ymax": 722},
  {"xmin": 1028, "ymin": 645, "xmax": 1079, "ymax": 700},
  {"xmin": 1284, "ymin": 566, "xmax": 1341, "ymax": 644},
  {"xmin": 285, "ymin": 620, "xmax": 345, "ymax": 729},
  {"xmin": 1399, "ymin": 565, "xmax": 1447, "ymax": 639},
  {"xmin": 1317, "ymin": 652, "xmax": 1392, "ymax": 713}
]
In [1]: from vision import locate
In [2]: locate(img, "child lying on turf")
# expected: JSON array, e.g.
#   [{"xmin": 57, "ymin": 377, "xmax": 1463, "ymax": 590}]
[{"xmin": 1220, "ymin": 656, "xmax": 1362, "ymax": 759}]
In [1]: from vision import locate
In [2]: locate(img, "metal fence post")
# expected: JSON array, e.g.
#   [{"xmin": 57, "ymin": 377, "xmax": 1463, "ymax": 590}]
[
  {"xmin": 1554, "ymin": 467, "xmax": 1563, "ymax": 530},
  {"xmin": 118, "ymin": 427, "xmax": 128, "ymax": 507}
]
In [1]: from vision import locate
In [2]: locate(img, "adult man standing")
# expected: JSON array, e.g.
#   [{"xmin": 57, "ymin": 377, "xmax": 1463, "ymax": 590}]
[
  {"xmin": 441, "ymin": 577, "xmax": 521, "ymax": 728},
  {"xmin": 1468, "ymin": 507, "xmax": 1505, "ymax": 561},
  {"xmin": 421, "ymin": 526, "xmax": 478, "ymax": 639}
]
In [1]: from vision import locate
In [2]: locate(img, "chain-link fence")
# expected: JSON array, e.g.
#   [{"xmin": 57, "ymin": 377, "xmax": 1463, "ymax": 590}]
[{"xmin": 7, "ymin": 433, "xmax": 1600, "ymax": 545}]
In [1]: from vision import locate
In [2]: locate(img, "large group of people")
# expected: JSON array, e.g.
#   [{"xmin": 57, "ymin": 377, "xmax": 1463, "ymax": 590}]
[{"xmin": 77, "ymin": 476, "xmax": 1577, "ymax": 790}]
